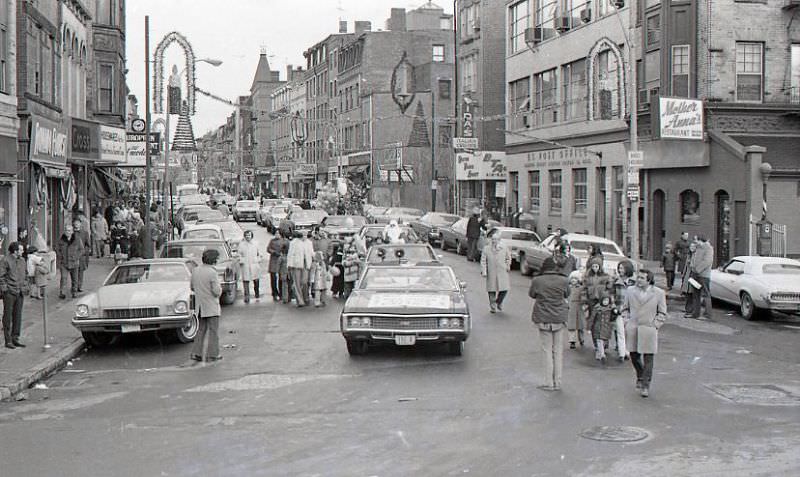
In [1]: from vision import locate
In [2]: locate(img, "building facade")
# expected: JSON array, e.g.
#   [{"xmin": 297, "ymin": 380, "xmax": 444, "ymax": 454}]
[
  {"xmin": 270, "ymin": 65, "xmax": 307, "ymax": 197},
  {"xmin": 0, "ymin": 0, "xmax": 17, "ymax": 246},
  {"xmin": 249, "ymin": 51, "xmax": 283, "ymax": 184}
]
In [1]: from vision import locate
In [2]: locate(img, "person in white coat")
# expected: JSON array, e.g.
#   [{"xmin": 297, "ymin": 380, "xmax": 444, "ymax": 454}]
[
  {"xmin": 286, "ymin": 230, "xmax": 314, "ymax": 307},
  {"xmin": 480, "ymin": 228, "xmax": 511, "ymax": 313},
  {"xmin": 237, "ymin": 230, "xmax": 262, "ymax": 303}
]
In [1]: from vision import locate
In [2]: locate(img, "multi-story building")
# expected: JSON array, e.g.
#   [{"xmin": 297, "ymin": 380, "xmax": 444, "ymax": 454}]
[
  {"xmin": 0, "ymin": 0, "xmax": 18, "ymax": 244},
  {"xmin": 89, "ymin": 0, "xmax": 127, "ymax": 127},
  {"xmin": 249, "ymin": 50, "xmax": 283, "ymax": 186},
  {"xmin": 270, "ymin": 65, "xmax": 307, "ymax": 197},
  {"xmin": 455, "ymin": 0, "xmax": 507, "ymax": 216}
]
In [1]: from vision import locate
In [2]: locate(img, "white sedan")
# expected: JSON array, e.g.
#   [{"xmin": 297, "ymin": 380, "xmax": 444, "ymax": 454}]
[{"xmin": 710, "ymin": 256, "xmax": 800, "ymax": 320}]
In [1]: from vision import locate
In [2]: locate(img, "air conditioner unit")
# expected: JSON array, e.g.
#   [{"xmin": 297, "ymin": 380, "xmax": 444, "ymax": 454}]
[
  {"xmin": 524, "ymin": 27, "xmax": 543, "ymax": 45},
  {"xmin": 473, "ymin": 17, "xmax": 481, "ymax": 31},
  {"xmin": 612, "ymin": 0, "xmax": 625, "ymax": 8},
  {"xmin": 555, "ymin": 17, "xmax": 572, "ymax": 32},
  {"xmin": 580, "ymin": 8, "xmax": 592, "ymax": 23}
]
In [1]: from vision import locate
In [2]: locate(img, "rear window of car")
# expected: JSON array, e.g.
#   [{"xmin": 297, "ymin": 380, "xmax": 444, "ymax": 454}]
[
  {"xmin": 183, "ymin": 229, "xmax": 221, "ymax": 240},
  {"xmin": 325, "ymin": 216, "xmax": 367, "ymax": 227},
  {"xmin": 161, "ymin": 244, "xmax": 229, "ymax": 261},
  {"xmin": 360, "ymin": 267, "xmax": 456, "ymax": 290},
  {"xmin": 387, "ymin": 208, "xmax": 423, "ymax": 216},
  {"xmin": 367, "ymin": 246, "xmax": 436, "ymax": 263},
  {"xmin": 762, "ymin": 263, "xmax": 800, "ymax": 274},
  {"xmin": 570, "ymin": 240, "xmax": 622, "ymax": 255},
  {"xmin": 362, "ymin": 226, "xmax": 417, "ymax": 240},
  {"xmin": 105, "ymin": 263, "xmax": 189, "ymax": 285},
  {"xmin": 500, "ymin": 231, "xmax": 540, "ymax": 242}
]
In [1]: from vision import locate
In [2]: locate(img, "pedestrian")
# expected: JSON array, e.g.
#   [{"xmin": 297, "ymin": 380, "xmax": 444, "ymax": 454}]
[
  {"xmin": 278, "ymin": 233, "xmax": 292, "ymax": 304},
  {"xmin": 480, "ymin": 228, "xmax": 511, "ymax": 313},
  {"xmin": 91, "ymin": 210, "xmax": 109, "ymax": 258},
  {"xmin": 681, "ymin": 242, "xmax": 697, "ymax": 317},
  {"xmin": 111, "ymin": 221, "xmax": 129, "ymax": 262},
  {"xmin": 582, "ymin": 257, "xmax": 609, "ymax": 310},
  {"xmin": 586, "ymin": 243, "xmax": 604, "ymax": 273},
  {"xmin": 17, "ymin": 228, "xmax": 29, "ymax": 258},
  {"xmin": 566, "ymin": 270, "xmax": 586, "ymax": 349},
  {"xmin": 622, "ymin": 269, "xmax": 668, "ymax": 397},
  {"xmin": 312, "ymin": 227, "xmax": 331, "ymax": 259},
  {"xmin": 588, "ymin": 284, "xmax": 618, "ymax": 365},
  {"xmin": 237, "ymin": 229, "xmax": 262, "ymax": 303},
  {"xmin": 31, "ymin": 246, "xmax": 50, "ymax": 300},
  {"xmin": 661, "ymin": 242, "xmax": 676, "ymax": 291},
  {"xmin": 267, "ymin": 230, "xmax": 287, "ymax": 301},
  {"xmin": 279, "ymin": 210, "xmax": 295, "ymax": 239},
  {"xmin": 611, "ymin": 260, "xmax": 635, "ymax": 362},
  {"xmin": 309, "ymin": 251, "xmax": 329, "ymax": 307},
  {"xmin": 529, "ymin": 257, "xmax": 571, "ymax": 391},
  {"xmin": 189, "ymin": 248, "xmax": 223, "ymax": 363},
  {"xmin": 26, "ymin": 245, "xmax": 44, "ymax": 299},
  {"xmin": 56, "ymin": 224, "xmax": 84, "ymax": 299},
  {"xmin": 554, "ymin": 242, "xmax": 579, "ymax": 276},
  {"xmin": 465, "ymin": 209, "xmax": 482, "ymax": 262},
  {"xmin": 341, "ymin": 237, "xmax": 362, "ymax": 299},
  {"xmin": 674, "ymin": 231, "xmax": 691, "ymax": 286},
  {"xmin": 690, "ymin": 235, "xmax": 714, "ymax": 319},
  {"xmin": 329, "ymin": 242, "xmax": 345, "ymax": 299},
  {"xmin": 0, "ymin": 242, "xmax": 29, "ymax": 349},
  {"xmin": 72, "ymin": 218, "xmax": 90, "ymax": 292},
  {"xmin": 287, "ymin": 230, "xmax": 314, "ymax": 307}
]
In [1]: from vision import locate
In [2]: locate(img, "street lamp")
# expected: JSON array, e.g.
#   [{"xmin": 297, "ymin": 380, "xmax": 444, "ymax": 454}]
[{"xmin": 759, "ymin": 162, "xmax": 772, "ymax": 220}]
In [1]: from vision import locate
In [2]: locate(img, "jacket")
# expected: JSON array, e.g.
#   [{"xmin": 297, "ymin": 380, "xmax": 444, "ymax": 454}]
[
  {"xmin": 588, "ymin": 300, "xmax": 616, "ymax": 341},
  {"xmin": 466, "ymin": 216, "xmax": 482, "ymax": 239},
  {"xmin": 342, "ymin": 244, "xmax": 362, "ymax": 282},
  {"xmin": 528, "ymin": 271, "xmax": 570, "ymax": 324},
  {"xmin": 56, "ymin": 234, "xmax": 84, "ymax": 270},
  {"xmin": 75, "ymin": 228, "xmax": 91, "ymax": 258},
  {"xmin": 583, "ymin": 271, "xmax": 610, "ymax": 304},
  {"xmin": 267, "ymin": 237, "xmax": 288, "ymax": 273},
  {"xmin": 623, "ymin": 285, "xmax": 667, "ymax": 354},
  {"xmin": 91, "ymin": 216, "xmax": 109, "ymax": 240},
  {"xmin": 287, "ymin": 238, "xmax": 314, "ymax": 269},
  {"xmin": 191, "ymin": 263, "xmax": 222, "ymax": 318},
  {"xmin": 0, "ymin": 255, "xmax": 29, "ymax": 295},
  {"xmin": 691, "ymin": 241, "xmax": 714, "ymax": 278},
  {"xmin": 481, "ymin": 242, "xmax": 511, "ymax": 292},
  {"xmin": 309, "ymin": 260, "xmax": 329, "ymax": 291},
  {"xmin": 237, "ymin": 239, "xmax": 262, "ymax": 281}
]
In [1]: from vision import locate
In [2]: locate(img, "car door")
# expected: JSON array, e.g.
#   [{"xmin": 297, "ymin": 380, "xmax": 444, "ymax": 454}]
[{"xmin": 715, "ymin": 259, "xmax": 746, "ymax": 303}]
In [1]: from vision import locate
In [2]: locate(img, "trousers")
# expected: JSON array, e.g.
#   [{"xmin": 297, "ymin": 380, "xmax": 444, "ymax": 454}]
[
  {"xmin": 538, "ymin": 324, "xmax": 565, "ymax": 388},
  {"xmin": 269, "ymin": 272, "xmax": 280, "ymax": 299},
  {"xmin": 290, "ymin": 268, "xmax": 309, "ymax": 306},
  {"xmin": 191, "ymin": 315, "xmax": 220, "ymax": 360},
  {"xmin": 60, "ymin": 266, "xmax": 79, "ymax": 296},
  {"xmin": 2, "ymin": 291, "xmax": 24, "ymax": 344},
  {"xmin": 243, "ymin": 279, "xmax": 260, "ymax": 298},
  {"xmin": 630, "ymin": 352, "xmax": 654, "ymax": 387}
]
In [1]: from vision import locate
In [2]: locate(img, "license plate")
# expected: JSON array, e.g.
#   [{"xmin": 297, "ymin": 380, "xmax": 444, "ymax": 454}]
[
  {"xmin": 121, "ymin": 324, "xmax": 141, "ymax": 333},
  {"xmin": 395, "ymin": 335, "xmax": 416, "ymax": 346}
]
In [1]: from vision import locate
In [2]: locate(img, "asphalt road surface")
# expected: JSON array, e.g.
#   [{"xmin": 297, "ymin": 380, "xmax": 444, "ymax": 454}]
[{"xmin": 1, "ymin": 222, "xmax": 798, "ymax": 476}]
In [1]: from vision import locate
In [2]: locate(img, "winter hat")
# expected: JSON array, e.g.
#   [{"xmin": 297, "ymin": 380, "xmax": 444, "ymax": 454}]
[{"xmin": 587, "ymin": 256, "xmax": 604, "ymax": 273}]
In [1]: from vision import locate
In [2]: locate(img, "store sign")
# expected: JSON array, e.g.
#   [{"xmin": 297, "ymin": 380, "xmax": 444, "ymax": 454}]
[
  {"xmin": 523, "ymin": 147, "xmax": 595, "ymax": 168},
  {"xmin": 455, "ymin": 151, "xmax": 507, "ymax": 181},
  {"xmin": 659, "ymin": 97, "xmax": 703, "ymax": 140},
  {"xmin": 124, "ymin": 132, "xmax": 160, "ymax": 167},
  {"xmin": 99, "ymin": 125, "xmax": 126, "ymax": 163},
  {"xmin": 30, "ymin": 116, "xmax": 68, "ymax": 167},
  {"xmin": 462, "ymin": 99, "xmax": 474, "ymax": 138},
  {"xmin": 70, "ymin": 119, "xmax": 99, "ymax": 160},
  {"xmin": 452, "ymin": 137, "xmax": 479, "ymax": 150},
  {"xmin": 294, "ymin": 163, "xmax": 317, "ymax": 176}
]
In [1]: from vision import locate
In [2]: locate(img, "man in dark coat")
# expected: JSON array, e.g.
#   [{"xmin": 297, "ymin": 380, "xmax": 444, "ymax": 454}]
[
  {"xmin": 529, "ymin": 257, "xmax": 570, "ymax": 391},
  {"xmin": 466, "ymin": 210, "xmax": 482, "ymax": 262},
  {"xmin": 0, "ymin": 242, "xmax": 29, "ymax": 348},
  {"xmin": 72, "ymin": 218, "xmax": 91, "ymax": 292},
  {"xmin": 57, "ymin": 225, "xmax": 84, "ymax": 299},
  {"xmin": 673, "ymin": 231, "xmax": 690, "ymax": 283}
]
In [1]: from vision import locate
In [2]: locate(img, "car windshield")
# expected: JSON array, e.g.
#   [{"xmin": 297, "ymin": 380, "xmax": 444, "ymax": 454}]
[
  {"xmin": 762, "ymin": 263, "xmax": 800, "ymax": 274},
  {"xmin": 360, "ymin": 267, "xmax": 456, "ymax": 290},
  {"xmin": 161, "ymin": 243, "xmax": 229, "ymax": 261},
  {"xmin": 367, "ymin": 246, "xmax": 436, "ymax": 263},
  {"xmin": 236, "ymin": 200, "xmax": 258, "ymax": 208},
  {"xmin": 183, "ymin": 229, "xmax": 221, "ymax": 240},
  {"xmin": 500, "ymin": 230, "xmax": 540, "ymax": 242},
  {"xmin": 362, "ymin": 226, "xmax": 417, "ymax": 240},
  {"xmin": 386, "ymin": 207, "xmax": 423, "ymax": 216},
  {"xmin": 186, "ymin": 209, "xmax": 225, "ymax": 222},
  {"xmin": 569, "ymin": 240, "xmax": 622, "ymax": 255},
  {"xmin": 325, "ymin": 216, "xmax": 367, "ymax": 227},
  {"xmin": 421, "ymin": 213, "xmax": 460, "ymax": 225},
  {"xmin": 105, "ymin": 263, "xmax": 189, "ymax": 285},
  {"xmin": 371, "ymin": 207, "xmax": 388, "ymax": 215}
]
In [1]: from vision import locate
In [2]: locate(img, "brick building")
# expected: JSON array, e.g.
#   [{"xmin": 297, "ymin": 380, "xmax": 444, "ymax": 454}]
[{"xmin": 270, "ymin": 65, "xmax": 307, "ymax": 197}]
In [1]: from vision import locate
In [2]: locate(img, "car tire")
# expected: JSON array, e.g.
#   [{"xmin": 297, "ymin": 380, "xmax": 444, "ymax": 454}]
[
  {"xmin": 740, "ymin": 292, "xmax": 762, "ymax": 321},
  {"xmin": 221, "ymin": 290, "xmax": 237, "ymax": 306},
  {"xmin": 346, "ymin": 339, "xmax": 368, "ymax": 356},
  {"xmin": 445, "ymin": 341, "xmax": 463, "ymax": 356},
  {"xmin": 175, "ymin": 312, "xmax": 199, "ymax": 343},
  {"xmin": 82, "ymin": 331, "xmax": 116, "ymax": 348}
]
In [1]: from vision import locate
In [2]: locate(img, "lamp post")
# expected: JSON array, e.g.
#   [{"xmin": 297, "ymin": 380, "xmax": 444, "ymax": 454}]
[{"xmin": 759, "ymin": 162, "xmax": 772, "ymax": 220}]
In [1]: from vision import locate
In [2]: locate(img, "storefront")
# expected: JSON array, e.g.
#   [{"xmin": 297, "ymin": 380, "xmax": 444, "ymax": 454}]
[
  {"xmin": 27, "ymin": 114, "xmax": 71, "ymax": 248},
  {"xmin": 292, "ymin": 163, "xmax": 317, "ymax": 198},
  {"xmin": 455, "ymin": 151, "xmax": 508, "ymax": 219}
]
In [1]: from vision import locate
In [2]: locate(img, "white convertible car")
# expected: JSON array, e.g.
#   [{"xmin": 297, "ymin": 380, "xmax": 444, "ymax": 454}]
[{"xmin": 710, "ymin": 256, "xmax": 800, "ymax": 320}]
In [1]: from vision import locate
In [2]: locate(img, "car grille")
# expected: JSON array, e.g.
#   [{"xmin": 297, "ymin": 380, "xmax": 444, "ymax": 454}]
[
  {"xmin": 103, "ymin": 308, "xmax": 161, "ymax": 319},
  {"xmin": 371, "ymin": 317, "xmax": 440, "ymax": 329},
  {"xmin": 770, "ymin": 292, "xmax": 800, "ymax": 302}
]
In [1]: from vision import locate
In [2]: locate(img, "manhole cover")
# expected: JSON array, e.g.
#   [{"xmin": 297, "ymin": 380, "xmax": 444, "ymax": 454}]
[
  {"xmin": 706, "ymin": 384, "xmax": 800, "ymax": 406},
  {"xmin": 579, "ymin": 426, "xmax": 650, "ymax": 442}
]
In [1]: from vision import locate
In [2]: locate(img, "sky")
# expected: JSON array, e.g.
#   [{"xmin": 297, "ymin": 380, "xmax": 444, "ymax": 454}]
[{"xmin": 126, "ymin": 0, "xmax": 453, "ymax": 138}]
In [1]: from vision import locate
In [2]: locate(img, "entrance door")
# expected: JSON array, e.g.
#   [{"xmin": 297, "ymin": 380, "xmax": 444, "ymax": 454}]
[
  {"xmin": 595, "ymin": 168, "xmax": 606, "ymax": 236},
  {"xmin": 715, "ymin": 191, "xmax": 731, "ymax": 265},
  {"xmin": 652, "ymin": 189, "xmax": 665, "ymax": 260},
  {"xmin": 734, "ymin": 201, "xmax": 748, "ymax": 256}
]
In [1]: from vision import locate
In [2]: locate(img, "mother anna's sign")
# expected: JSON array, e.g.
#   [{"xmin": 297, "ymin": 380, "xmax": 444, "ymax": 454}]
[{"xmin": 658, "ymin": 97, "xmax": 704, "ymax": 140}]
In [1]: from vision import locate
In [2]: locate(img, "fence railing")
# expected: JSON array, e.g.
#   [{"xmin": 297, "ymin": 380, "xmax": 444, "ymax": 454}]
[{"xmin": 748, "ymin": 215, "xmax": 788, "ymax": 257}]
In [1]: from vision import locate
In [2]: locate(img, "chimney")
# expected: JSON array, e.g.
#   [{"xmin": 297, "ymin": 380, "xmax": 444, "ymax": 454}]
[
  {"xmin": 339, "ymin": 20, "xmax": 348, "ymax": 33},
  {"xmin": 286, "ymin": 64, "xmax": 293, "ymax": 81},
  {"xmin": 386, "ymin": 8, "xmax": 406, "ymax": 32},
  {"xmin": 354, "ymin": 21, "xmax": 372, "ymax": 35}
]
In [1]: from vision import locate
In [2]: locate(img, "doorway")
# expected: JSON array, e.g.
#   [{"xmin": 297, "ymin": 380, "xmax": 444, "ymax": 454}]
[
  {"xmin": 652, "ymin": 189, "xmax": 665, "ymax": 260},
  {"xmin": 715, "ymin": 190, "xmax": 731, "ymax": 266}
]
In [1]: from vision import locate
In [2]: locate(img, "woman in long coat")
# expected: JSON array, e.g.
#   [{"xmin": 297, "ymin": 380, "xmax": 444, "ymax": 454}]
[
  {"xmin": 480, "ymin": 229, "xmax": 511, "ymax": 313},
  {"xmin": 237, "ymin": 229, "xmax": 262, "ymax": 303},
  {"xmin": 622, "ymin": 269, "xmax": 668, "ymax": 398}
]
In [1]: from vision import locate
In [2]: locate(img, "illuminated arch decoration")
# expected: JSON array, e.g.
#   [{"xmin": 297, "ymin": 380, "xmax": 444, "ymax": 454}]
[
  {"xmin": 153, "ymin": 31, "xmax": 196, "ymax": 115},
  {"xmin": 586, "ymin": 37, "xmax": 627, "ymax": 120}
]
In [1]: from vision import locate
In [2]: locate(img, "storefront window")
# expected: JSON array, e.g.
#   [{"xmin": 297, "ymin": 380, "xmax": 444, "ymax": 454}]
[
  {"xmin": 529, "ymin": 170, "xmax": 540, "ymax": 211},
  {"xmin": 549, "ymin": 169, "xmax": 562, "ymax": 214},
  {"xmin": 573, "ymin": 168, "xmax": 587, "ymax": 215},
  {"xmin": 680, "ymin": 189, "xmax": 701, "ymax": 224}
]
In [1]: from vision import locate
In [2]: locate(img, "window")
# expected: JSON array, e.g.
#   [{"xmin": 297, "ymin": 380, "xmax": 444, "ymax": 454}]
[
  {"xmin": 671, "ymin": 45, "xmax": 690, "ymax": 97},
  {"xmin": 646, "ymin": 14, "xmax": 660, "ymax": 49},
  {"xmin": 549, "ymin": 169, "xmax": 562, "ymax": 213},
  {"xmin": 529, "ymin": 170, "xmax": 540, "ymax": 211},
  {"xmin": 597, "ymin": 0, "xmax": 616, "ymax": 17},
  {"xmin": 562, "ymin": 0, "xmax": 591, "ymax": 30},
  {"xmin": 680, "ymin": 189, "xmax": 700, "ymax": 224},
  {"xmin": 533, "ymin": 69, "xmax": 558, "ymax": 127},
  {"xmin": 509, "ymin": 76, "xmax": 531, "ymax": 129},
  {"xmin": 462, "ymin": 55, "xmax": 477, "ymax": 92},
  {"xmin": 511, "ymin": 172, "xmax": 519, "ymax": 209},
  {"xmin": 433, "ymin": 44, "xmax": 445, "ymax": 63},
  {"xmin": 461, "ymin": 2, "xmax": 481, "ymax": 37},
  {"xmin": 573, "ymin": 168, "xmax": 588, "ymax": 214},
  {"xmin": 509, "ymin": 0, "xmax": 531, "ymax": 54},
  {"xmin": 594, "ymin": 50, "xmax": 621, "ymax": 119},
  {"xmin": 562, "ymin": 59, "xmax": 587, "ymax": 121},
  {"xmin": 791, "ymin": 44, "xmax": 800, "ymax": 102},
  {"xmin": 438, "ymin": 79, "xmax": 451, "ymax": 99},
  {"xmin": 533, "ymin": 0, "xmax": 558, "ymax": 42},
  {"xmin": 99, "ymin": 64, "xmax": 114, "ymax": 113},
  {"xmin": 736, "ymin": 42, "xmax": 763, "ymax": 102}
]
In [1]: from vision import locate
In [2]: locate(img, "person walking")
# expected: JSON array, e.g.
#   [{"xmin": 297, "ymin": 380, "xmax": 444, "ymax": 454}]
[
  {"xmin": 529, "ymin": 258, "xmax": 571, "ymax": 391},
  {"xmin": 267, "ymin": 230, "xmax": 287, "ymax": 301},
  {"xmin": 0, "ymin": 242, "xmax": 29, "ymax": 349},
  {"xmin": 611, "ymin": 260, "xmax": 635, "ymax": 362},
  {"xmin": 287, "ymin": 230, "xmax": 314, "ymax": 307},
  {"xmin": 237, "ymin": 229, "xmax": 262, "ymax": 303},
  {"xmin": 189, "ymin": 249, "xmax": 223, "ymax": 363},
  {"xmin": 566, "ymin": 270, "xmax": 586, "ymax": 349},
  {"xmin": 72, "ymin": 218, "xmax": 90, "ymax": 292},
  {"xmin": 91, "ymin": 210, "xmax": 109, "ymax": 258},
  {"xmin": 480, "ymin": 228, "xmax": 511, "ymax": 313},
  {"xmin": 662, "ymin": 242, "xmax": 676, "ymax": 291},
  {"xmin": 466, "ymin": 209, "xmax": 482, "ymax": 262},
  {"xmin": 56, "ymin": 225, "xmax": 84, "ymax": 299},
  {"xmin": 691, "ymin": 235, "xmax": 714, "ymax": 319},
  {"xmin": 341, "ymin": 237, "xmax": 362, "ymax": 298},
  {"xmin": 622, "ymin": 269, "xmax": 668, "ymax": 397},
  {"xmin": 309, "ymin": 251, "xmax": 329, "ymax": 307}
]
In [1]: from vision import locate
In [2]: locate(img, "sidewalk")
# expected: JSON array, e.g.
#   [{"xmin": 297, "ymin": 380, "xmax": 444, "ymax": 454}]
[{"xmin": 0, "ymin": 257, "xmax": 116, "ymax": 401}]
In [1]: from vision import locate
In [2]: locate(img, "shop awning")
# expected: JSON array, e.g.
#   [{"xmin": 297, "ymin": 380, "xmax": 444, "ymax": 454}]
[
  {"xmin": 90, "ymin": 169, "xmax": 113, "ymax": 199},
  {"xmin": 43, "ymin": 165, "xmax": 70, "ymax": 178},
  {"xmin": 95, "ymin": 167, "xmax": 127, "ymax": 186}
]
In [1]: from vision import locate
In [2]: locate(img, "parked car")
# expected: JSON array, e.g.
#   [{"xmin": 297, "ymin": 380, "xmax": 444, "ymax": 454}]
[
  {"xmin": 256, "ymin": 198, "xmax": 290, "ymax": 226},
  {"xmin": 321, "ymin": 215, "xmax": 368, "ymax": 240},
  {"xmin": 159, "ymin": 239, "xmax": 239, "ymax": 305},
  {"xmin": 710, "ymin": 256, "xmax": 800, "ymax": 320},
  {"xmin": 520, "ymin": 233, "xmax": 629, "ymax": 276},
  {"xmin": 72, "ymin": 259, "xmax": 199, "ymax": 347},
  {"xmin": 487, "ymin": 227, "xmax": 542, "ymax": 268},
  {"xmin": 194, "ymin": 218, "xmax": 245, "ymax": 252},
  {"xmin": 372, "ymin": 207, "xmax": 424, "ymax": 225},
  {"xmin": 264, "ymin": 205, "xmax": 303, "ymax": 234},
  {"xmin": 181, "ymin": 223, "xmax": 223, "ymax": 241},
  {"xmin": 177, "ymin": 207, "xmax": 225, "ymax": 234},
  {"xmin": 365, "ymin": 243, "xmax": 439, "ymax": 265},
  {"xmin": 439, "ymin": 217, "xmax": 502, "ymax": 257},
  {"xmin": 232, "ymin": 200, "xmax": 259, "ymax": 221},
  {"xmin": 357, "ymin": 224, "xmax": 420, "ymax": 248},
  {"xmin": 292, "ymin": 209, "xmax": 329, "ymax": 232},
  {"xmin": 340, "ymin": 263, "xmax": 470, "ymax": 356},
  {"xmin": 409, "ymin": 212, "xmax": 461, "ymax": 247},
  {"xmin": 174, "ymin": 205, "xmax": 211, "ymax": 233}
]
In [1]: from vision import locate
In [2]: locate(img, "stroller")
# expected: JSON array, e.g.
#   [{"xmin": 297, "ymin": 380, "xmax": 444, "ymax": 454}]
[{"xmin": 110, "ymin": 223, "xmax": 129, "ymax": 264}]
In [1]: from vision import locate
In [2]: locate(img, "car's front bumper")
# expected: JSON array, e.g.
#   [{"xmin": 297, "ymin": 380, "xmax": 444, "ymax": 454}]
[
  {"xmin": 340, "ymin": 313, "xmax": 470, "ymax": 344},
  {"xmin": 72, "ymin": 314, "xmax": 191, "ymax": 333}
]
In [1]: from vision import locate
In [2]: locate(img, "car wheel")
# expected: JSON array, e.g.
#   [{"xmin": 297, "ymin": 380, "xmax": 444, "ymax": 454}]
[
  {"xmin": 175, "ymin": 312, "xmax": 199, "ymax": 343},
  {"xmin": 740, "ymin": 292, "xmax": 761, "ymax": 321},
  {"xmin": 82, "ymin": 331, "xmax": 116, "ymax": 348},
  {"xmin": 221, "ymin": 290, "xmax": 236, "ymax": 306},
  {"xmin": 346, "ymin": 339, "xmax": 368, "ymax": 356},
  {"xmin": 445, "ymin": 341, "xmax": 463, "ymax": 356}
]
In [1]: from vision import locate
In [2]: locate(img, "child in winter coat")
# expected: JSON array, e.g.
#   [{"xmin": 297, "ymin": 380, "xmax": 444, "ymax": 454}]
[
  {"xmin": 341, "ymin": 241, "xmax": 362, "ymax": 298},
  {"xmin": 309, "ymin": 251, "xmax": 329, "ymax": 307},
  {"xmin": 662, "ymin": 242, "xmax": 676, "ymax": 290},
  {"xmin": 588, "ymin": 290, "xmax": 618, "ymax": 365},
  {"xmin": 567, "ymin": 270, "xmax": 586, "ymax": 349}
]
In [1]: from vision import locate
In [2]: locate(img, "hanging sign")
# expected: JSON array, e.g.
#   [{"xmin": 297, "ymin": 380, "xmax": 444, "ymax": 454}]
[
  {"xmin": 455, "ymin": 152, "xmax": 507, "ymax": 180},
  {"xmin": 658, "ymin": 97, "xmax": 704, "ymax": 140},
  {"xmin": 99, "ymin": 125, "xmax": 127, "ymax": 163},
  {"xmin": 30, "ymin": 115, "xmax": 68, "ymax": 167}
]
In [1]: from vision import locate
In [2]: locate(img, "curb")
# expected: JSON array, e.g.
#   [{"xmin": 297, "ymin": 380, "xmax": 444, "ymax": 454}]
[{"xmin": 0, "ymin": 338, "xmax": 86, "ymax": 402}]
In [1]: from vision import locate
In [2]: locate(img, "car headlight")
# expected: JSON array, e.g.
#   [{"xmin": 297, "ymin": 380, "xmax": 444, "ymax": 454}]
[
  {"xmin": 348, "ymin": 316, "xmax": 371, "ymax": 327},
  {"xmin": 450, "ymin": 318, "xmax": 463, "ymax": 328},
  {"xmin": 76, "ymin": 304, "xmax": 90, "ymax": 318},
  {"xmin": 439, "ymin": 318, "xmax": 450, "ymax": 328},
  {"xmin": 174, "ymin": 300, "xmax": 189, "ymax": 314}
]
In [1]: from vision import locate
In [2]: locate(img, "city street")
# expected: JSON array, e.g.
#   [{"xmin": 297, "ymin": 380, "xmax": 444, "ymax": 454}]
[{"xmin": 0, "ymin": 224, "xmax": 798, "ymax": 476}]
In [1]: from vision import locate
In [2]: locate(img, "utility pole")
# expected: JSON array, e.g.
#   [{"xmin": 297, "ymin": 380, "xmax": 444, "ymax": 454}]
[
  {"xmin": 143, "ymin": 16, "xmax": 152, "ymax": 258},
  {"xmin": 627, "ymin": 0, "xmax": 640, "ymax": 262},
  {"xmin": 430, "ymin": 90, "xmax": 436, "ymax": 212}
]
